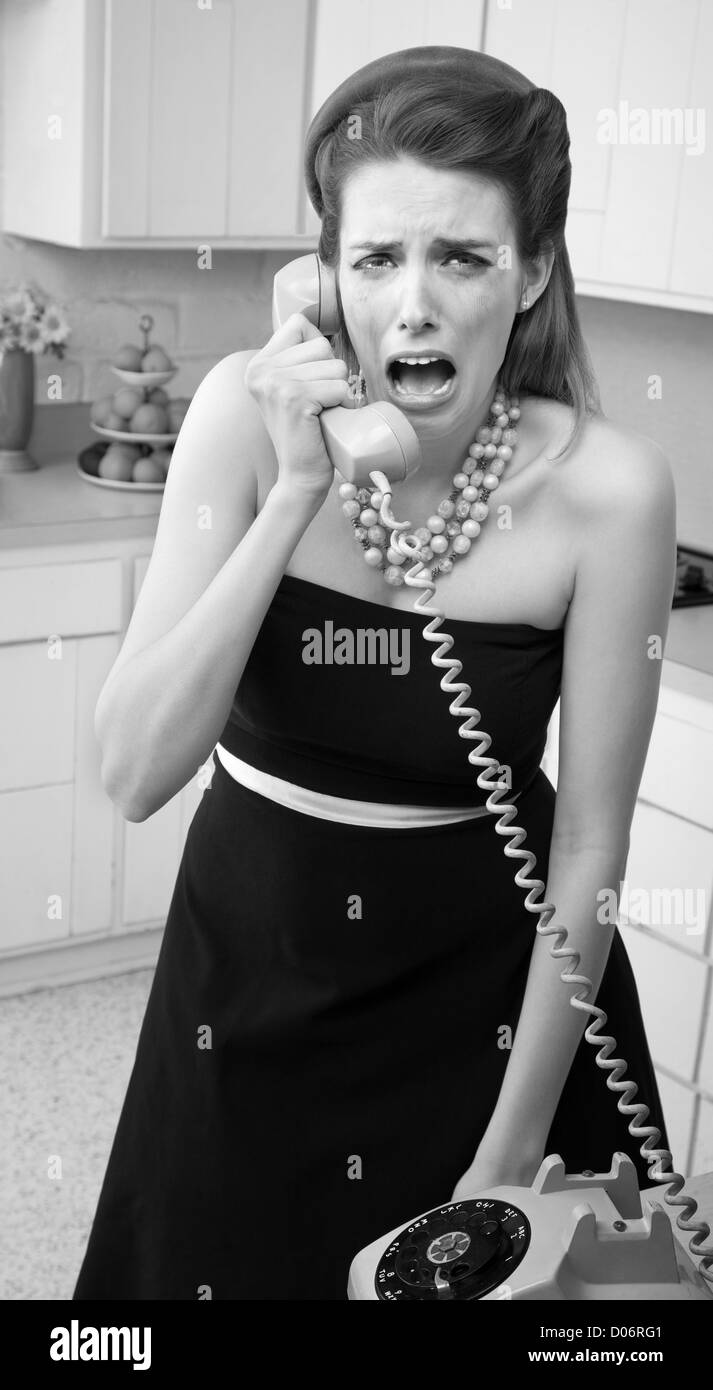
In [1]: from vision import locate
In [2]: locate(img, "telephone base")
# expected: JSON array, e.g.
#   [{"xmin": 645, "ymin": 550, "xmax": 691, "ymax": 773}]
[{"xmin": 347, "ymin": 1153, "xmax": 712, "ymax": 1301}]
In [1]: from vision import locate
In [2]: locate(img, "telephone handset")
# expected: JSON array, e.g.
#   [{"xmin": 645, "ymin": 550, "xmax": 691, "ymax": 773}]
[
  {"xmin": 270, "ymin": 256, "xmax": 713, "ymax": 1300},
  {"xmin": 271, "ymin": 253, "xmax": 421, "ymax": 486}
]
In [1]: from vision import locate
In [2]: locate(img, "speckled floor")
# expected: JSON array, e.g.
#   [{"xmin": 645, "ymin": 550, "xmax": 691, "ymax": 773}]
[{"xmin": 0, "ymin": 969, "xmax": 154, "ymax": 1300}]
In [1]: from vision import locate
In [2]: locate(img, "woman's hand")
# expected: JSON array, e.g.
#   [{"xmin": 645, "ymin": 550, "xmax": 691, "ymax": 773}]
[
  {"xmin": 449, "ymin": 1139, "xmax": 544, "ymax": 1203},
  {"xmin": 244, "ymin": 311, "xmax": 353, "ymax": 505}
]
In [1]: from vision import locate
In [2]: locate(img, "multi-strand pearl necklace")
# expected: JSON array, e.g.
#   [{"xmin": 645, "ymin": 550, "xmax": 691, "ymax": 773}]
[{"xmin": 338, "ymin": 382, "xmax": 520, "ymax": 585}]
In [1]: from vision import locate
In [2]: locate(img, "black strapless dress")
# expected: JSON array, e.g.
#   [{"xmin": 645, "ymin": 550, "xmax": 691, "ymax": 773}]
[{"xmin": 73, "ymin": 573, "xmax": 669, "ymax": 1301}]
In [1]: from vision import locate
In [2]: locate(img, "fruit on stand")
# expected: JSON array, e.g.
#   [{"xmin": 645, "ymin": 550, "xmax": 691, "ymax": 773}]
[
  {"xmin": 141, "ymin": 345, "xmax": 173, "ymax": 372},
  {"xmin": 90, "ymin": 395, "xmax": 115, "ymax": 426},
  {"xmin": 149, "ymin": 447, "xmax": 172, "ymax": 478},
  {"xmin": 132, "ymin": 455, "xmax": 166, "ymax": 484},
  {"xmin": 113, "ymin": 386, "xmax": 144, "ymax": 420},
  {"xmin": 113, "ymin": 344, "xmax": 144, "ymax": 371},
  {"xmin": 128, "ymin": 401, "xmax": 169, "ymax": 434},
  {"xmin": 84, "ymin": 316, "xmax": 183, "ymax": 488},
  {"xmin": 98, "ymin": 442, "xmax": 142, "ymax": 481}
]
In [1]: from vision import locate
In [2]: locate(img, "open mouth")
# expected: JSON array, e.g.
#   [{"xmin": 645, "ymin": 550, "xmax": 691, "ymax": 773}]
[{"xmin": 387, "ymin": 356, "xmax": 456, "ymax": 399}]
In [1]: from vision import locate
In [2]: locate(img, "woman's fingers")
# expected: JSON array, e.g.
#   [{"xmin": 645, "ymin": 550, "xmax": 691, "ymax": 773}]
[
  {"xmin": 277, "ymin": 359, "xmax": 349, "ymax": 381},
  {"xmin": 262, "ymin": 337, "xmax": 335, "ymax": 369},
  {"xmin": 296, "ymin": 379, "xmax": 353, "ymax": 411}
]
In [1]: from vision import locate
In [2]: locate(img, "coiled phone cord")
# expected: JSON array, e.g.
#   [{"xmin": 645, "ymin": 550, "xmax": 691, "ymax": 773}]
[{"xmin": 388, "ymin": 540, "xmax": 713, "ymax": 1290}]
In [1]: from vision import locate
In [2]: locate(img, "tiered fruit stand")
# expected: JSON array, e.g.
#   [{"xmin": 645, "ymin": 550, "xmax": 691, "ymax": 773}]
[{"xmin": 77, "ymin": 314, "xmax": 186, "ymax": 492}]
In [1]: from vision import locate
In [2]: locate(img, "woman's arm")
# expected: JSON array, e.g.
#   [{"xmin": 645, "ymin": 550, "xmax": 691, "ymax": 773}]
[
  {"xmin": 458, "ymin": 427, "xmax": 677, "ymax": 1189},
  {"xmin": 97, "ymin": 313, "xmax": 349, "ymax": 821}
]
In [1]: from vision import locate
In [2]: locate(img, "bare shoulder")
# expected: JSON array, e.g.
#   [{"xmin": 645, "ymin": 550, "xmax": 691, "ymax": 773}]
[
  {"xmin": 198, "ymin": 346, "xmax": 261, "ymax": 408},
  {"xmin": 552, "ymin": 409, "xmax": 675, "ymax": 520},
  {"xmin": 185, "ymin": 346, "xmax": 274, "ymax": 481}
]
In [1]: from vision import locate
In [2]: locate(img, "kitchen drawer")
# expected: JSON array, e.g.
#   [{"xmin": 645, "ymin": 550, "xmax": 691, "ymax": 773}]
[
  {"xmin": 637, "ymin": 688, "xmax": 713, "ymax": 830},
  {"xmin": 0, "ymin": 640, "xmax": 77, "ymax": 790},
  {"xmin": 0, "ymin": 784, "xmax": 73, "ymax": 951},
  {"xmin": 0, "ymin": 559, "xmax": 123, "ymax": 644},
  {"xmin": 619, "ymin": 924, "xmax": 708, "ymax": 1083},
  {"xmin": 638, "ymin": 711, "xmax": 713, "ymax": 829},
  {"xmin": 624, "ymin": 803, "xmax": 713, "ymax": 954}
]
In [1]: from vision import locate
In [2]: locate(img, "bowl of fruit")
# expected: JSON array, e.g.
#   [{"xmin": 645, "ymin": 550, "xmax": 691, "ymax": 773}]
[
  {"xmin": 110, "ymin": 341, "xmax": 176, "ymax": 388},
  {"xmin": 90, "ymin": 386, "xmax": 187, "ymax": 445},
  {"xmin": 78, "ymin": 314, "xmax": 190, "ymax": 490},
  {"xmin": 79, "ymin": 440, "xmax": 173, "ymax": 491}
]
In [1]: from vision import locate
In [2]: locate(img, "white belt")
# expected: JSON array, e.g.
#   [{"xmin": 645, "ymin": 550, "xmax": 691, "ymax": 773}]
[{"xmin": 213, "ymin": 743, "xmax": 507, "ymax": 828}]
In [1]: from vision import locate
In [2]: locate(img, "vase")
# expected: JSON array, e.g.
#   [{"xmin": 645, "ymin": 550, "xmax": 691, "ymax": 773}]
[{"xmin": 0, "ymin": 347, "xmax": 37, "ymax": 473}]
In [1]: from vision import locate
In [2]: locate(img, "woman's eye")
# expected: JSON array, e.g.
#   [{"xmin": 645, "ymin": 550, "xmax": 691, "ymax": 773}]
[
  {"xmin": 444, "ymin": 252, "xmax": 489, "ymax": 269},
  {"xmin": 355, "ymin": 255, "xmax": 392, "ymax": 271}
]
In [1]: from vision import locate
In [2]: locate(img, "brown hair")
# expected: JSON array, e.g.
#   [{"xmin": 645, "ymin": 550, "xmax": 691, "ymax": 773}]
[{"xmin": 312, "ymin": 70, "xmax": 601, "ymax": 459}]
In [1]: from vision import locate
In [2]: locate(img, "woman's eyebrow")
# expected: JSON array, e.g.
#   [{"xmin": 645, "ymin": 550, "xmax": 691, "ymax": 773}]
[{"xmin": 347, "ymin": 237, "xmax": 498, "ymax": 254}]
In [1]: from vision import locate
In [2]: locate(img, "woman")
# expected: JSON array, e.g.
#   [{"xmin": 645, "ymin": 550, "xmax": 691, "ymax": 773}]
[{"xmin": 74, "ymin": 47, "xmax": 675, "ymax": 1301}]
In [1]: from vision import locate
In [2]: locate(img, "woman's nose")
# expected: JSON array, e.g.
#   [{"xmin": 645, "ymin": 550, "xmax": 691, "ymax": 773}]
[{"xmin": 396, "ymin": 269, "xmax": 439, "ymax": 333}]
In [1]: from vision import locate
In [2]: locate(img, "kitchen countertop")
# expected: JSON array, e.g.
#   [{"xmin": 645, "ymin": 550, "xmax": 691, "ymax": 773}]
[{"xmin": 1, "ymin": 450, "xmax": 712, "ymax": 686}]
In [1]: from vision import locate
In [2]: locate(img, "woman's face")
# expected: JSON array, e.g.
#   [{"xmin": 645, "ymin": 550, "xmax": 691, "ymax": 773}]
[{"xmin": 337, "ymin": 156, "xmax": 529, "ymax": 447}]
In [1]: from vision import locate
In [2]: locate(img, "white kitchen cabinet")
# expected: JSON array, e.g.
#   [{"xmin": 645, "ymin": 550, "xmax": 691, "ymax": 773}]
[
  {"xmin": 2, "ymin": 0, "xmax": 313, "ymax": 247},
  {"xmin": 597, "ymin": 0, "xmax": 702, "ymax": 295},
  {"xmin": 485, "ymin": 0, "xmax": 713, "ymax": 313},
  {"xmin": 669, "ymin": 0, "xmax": 713, "ymax": 297},
  {"xmin": 5, "ymin": 0, "xmax": 710, "ymax": 305},
  {"xmin": 0, "ymin": 785, "xmax": 74, "ymax": 953},
  {"xmin": 0, "ymin": 538, "xmax": 202, "ymax": 992},
  {"xmin": 0, "ymin": 557, "xmax": 123, "ymax": 954}
]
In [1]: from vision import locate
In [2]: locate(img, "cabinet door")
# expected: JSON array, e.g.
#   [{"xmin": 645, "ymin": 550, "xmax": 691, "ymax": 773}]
[
  {"xmin": 103, "ymin": 0, "xmax": 234, "ymax": 237},
  {"xmin": 227, "ymin": 0, "xmax": 311, "ymax": 236},
  {"xmin": 0, "ymin": 557, "xmax": 121, "ymax": 954},
  {"xmin": 103, "ymin": 0, "xmax": 311, "ymax": 238},
  {"xmin": 624, "ymin": 802, "xmax": 713, "ymax": 953},
  {"xmin": 1, "ymin": 0, "xmax": 101, "ymax": 245},
  {"xmin": 304, "ymin": 0, "xmax": 486, "ymax": 237},
  {"xmin": 0, "ymin": 785, "xmax": 73, "ymax": 952},
  {"xmin": 0, "ymin": 634, "xmax": 116, "ymax": 951},
  {"xmin": 669, "ymin": 0, "xmax": 713, "ymax": 296},
  {"xmin": 598, "ymin": 0, "xmax": 700, "ymax": 292}
]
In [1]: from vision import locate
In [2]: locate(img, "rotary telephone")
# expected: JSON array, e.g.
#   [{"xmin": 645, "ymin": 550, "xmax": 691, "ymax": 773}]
[{"xmin": 271, "ymin": 254, "xmax": 713, "ymax": 1301}]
